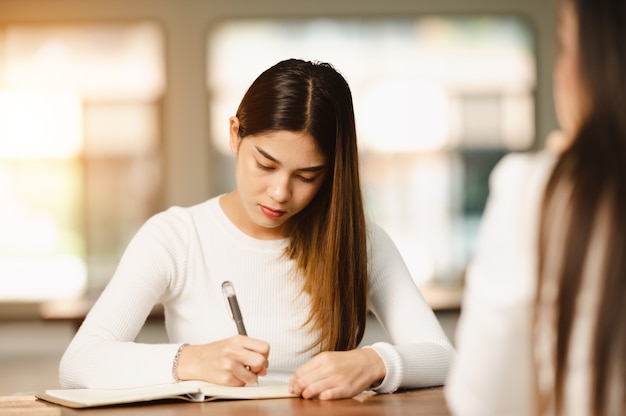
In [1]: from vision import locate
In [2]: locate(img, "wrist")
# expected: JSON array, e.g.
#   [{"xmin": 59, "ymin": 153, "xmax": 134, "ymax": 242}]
[
  {"xmin": 361, "ymin": 347, "xmax": 386, "ymax": 387},
  {"xmin": 172, "ymin": 343, "xmax": 189, "ymax": 382},
  {"xmin": 363, "ymin": 342, "xmax": 403, "ymax": 393}
]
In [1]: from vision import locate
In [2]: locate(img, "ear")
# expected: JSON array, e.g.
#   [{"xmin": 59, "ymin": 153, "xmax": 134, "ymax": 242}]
[{"xmin": 229, "ymin": 116, "xmax": 242, "ymax": 154}]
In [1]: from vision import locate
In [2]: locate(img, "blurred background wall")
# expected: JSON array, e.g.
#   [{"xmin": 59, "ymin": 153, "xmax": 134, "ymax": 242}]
[{"xmin": 0, "ymin": 0, "xmax": 557, "ymax": 395}]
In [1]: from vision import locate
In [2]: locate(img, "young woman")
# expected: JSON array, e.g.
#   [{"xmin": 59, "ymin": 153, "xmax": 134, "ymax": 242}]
[
  {"xmin": 59, "ymin": 59, "xmax": 454, "ymax": 400},
  {"xmin": 446, "ymin": 0, "xmax": 625, "ymax": 415}
]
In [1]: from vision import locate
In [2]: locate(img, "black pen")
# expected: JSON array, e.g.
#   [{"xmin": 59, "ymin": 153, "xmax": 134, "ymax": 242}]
[
  {"xmin": 221, "ymin": 280, "xmax": 248, "ymax": 336},
  {"xmin": 221, "ymin": 280, "xmax": 253, "ymax": 373}
]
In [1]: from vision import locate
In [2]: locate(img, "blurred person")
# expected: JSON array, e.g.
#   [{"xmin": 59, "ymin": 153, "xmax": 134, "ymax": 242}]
[
  {"xmin": 445, "ymin": 0, "xmax": 626, "ymax": 415},
  {"xmin": 59, "ymin": 58, "xmax": 454, "ymax": 400}
]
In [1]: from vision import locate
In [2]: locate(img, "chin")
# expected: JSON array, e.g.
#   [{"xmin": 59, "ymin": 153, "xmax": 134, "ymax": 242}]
[{"xmin": 251, "ymin": 214, "xmax": 283, "ymax": 229}]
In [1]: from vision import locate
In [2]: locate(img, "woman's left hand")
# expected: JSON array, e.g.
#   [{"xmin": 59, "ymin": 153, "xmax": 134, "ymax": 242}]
[{"xmin": 288, "ymin": 348, "xmax": 386, "ymax": 400}]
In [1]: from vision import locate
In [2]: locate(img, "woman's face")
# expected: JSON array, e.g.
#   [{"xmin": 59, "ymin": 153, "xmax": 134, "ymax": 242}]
[
  {"xmin": 228, "ymin": 117, "xmax": 328, "ymax": 239},
  {"xmin": 554, "ymin": 0, "xmax": 586, "ymax": 138}
]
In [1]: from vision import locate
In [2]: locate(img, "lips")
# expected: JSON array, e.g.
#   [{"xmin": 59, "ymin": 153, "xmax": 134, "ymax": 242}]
[{"xmin": 259, "ymin": 205, "xmax": 286, "ymax": 219}]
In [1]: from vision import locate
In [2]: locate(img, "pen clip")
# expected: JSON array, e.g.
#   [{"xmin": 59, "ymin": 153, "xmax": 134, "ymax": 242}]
[
  {"xmin": 221, "ymin": 280, "xmax": 248, "ymax": 336},
  {"xmin": 222, "ymin": 280, "xmax": 236, "ymax": 298}
]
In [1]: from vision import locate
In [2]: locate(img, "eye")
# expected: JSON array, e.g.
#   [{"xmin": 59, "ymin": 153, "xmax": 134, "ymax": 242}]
[
  {"xmin": 256, "ymin": 162, "xmax": 273, "ymax": 171},
  {"xmin": 296, "ymin": 174, "xmax": 318, "ymax": 183}
]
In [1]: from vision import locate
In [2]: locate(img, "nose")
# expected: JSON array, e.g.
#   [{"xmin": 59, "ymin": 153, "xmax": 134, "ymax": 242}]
[{"xmin": 269, "ymin": 175, "xmax": 291, "ymax": 203}]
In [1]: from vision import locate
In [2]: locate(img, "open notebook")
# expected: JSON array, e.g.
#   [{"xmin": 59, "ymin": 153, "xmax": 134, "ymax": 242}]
[{"xmin": 36, "ymin": 379, "xmax": 297, "ymax": 408}]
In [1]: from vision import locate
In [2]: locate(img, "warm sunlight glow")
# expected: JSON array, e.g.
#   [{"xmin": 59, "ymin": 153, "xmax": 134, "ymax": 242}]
[
  {"xmin": 0, "ymin": 22, "xmax": 164, "ymax": 301},
  {"xmin": 0, "ymin": 256, "xmax": 86, "ymax": 301},
  {"xmin": 208, "ymin": 17, "xmax": 536, "ymax": 156},
  {"xmin": 0, "ymin": 89, "xmax": 83, "ymax": 158},
  {"xmin": 0, "ymin": 166, "xmax": 87, "ymax": 301},
  {"xmin": 358, "ymin": 80, "xmax": 449, "ymax": 152},
  {"xmin": 4, "ymin": 24, "xmax": 164, "ymax": 101}
]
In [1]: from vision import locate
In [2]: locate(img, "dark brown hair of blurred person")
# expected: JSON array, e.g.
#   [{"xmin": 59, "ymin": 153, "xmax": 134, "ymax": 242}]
[{"xmin": 536, "ymin": 0, "xmax": 626, "ymax": 415}]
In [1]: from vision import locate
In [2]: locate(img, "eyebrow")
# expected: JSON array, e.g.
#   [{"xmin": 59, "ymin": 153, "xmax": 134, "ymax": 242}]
[{"xmin": 255, "ymin": 146, "xmax": 326, "ymax": 173}]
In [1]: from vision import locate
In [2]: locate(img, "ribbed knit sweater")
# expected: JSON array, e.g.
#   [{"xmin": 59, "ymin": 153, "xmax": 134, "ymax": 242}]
[{"xmin": 60, "ymin": 196, "xmax": 454, "ymax": 394}]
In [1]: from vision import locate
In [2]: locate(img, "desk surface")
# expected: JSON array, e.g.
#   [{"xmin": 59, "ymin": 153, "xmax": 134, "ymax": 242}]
[{"xmin": 1, "ymin": 387, "xmax": 450, "ymax": 416}]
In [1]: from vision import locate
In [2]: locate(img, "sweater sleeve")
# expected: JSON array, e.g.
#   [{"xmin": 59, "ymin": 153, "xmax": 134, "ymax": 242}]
[
  {"xmin": 364, "ymin": 222, "xmax": 456, "ymax": 393},
  {"xmin": 59, "ymin": 209, "xmax": 191, "ymax": 389}
]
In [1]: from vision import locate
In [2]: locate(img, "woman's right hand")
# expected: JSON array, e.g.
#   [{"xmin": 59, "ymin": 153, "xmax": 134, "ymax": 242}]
[{"xmin": 176, "ymin": 335, "xmax": 270, "ymax": 385}]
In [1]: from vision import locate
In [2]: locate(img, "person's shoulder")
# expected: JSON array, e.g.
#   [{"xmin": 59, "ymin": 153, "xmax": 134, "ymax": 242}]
[
  {"xmin": 364, "ymin": 217, "xmax": 386, "ymax": 241},
  {"xmin": 364, "ymin": 218, "xmax": 397, "ymax": 259},
  {"xmin": 491, "ymin": 150, "xmax": 556, "ymax": 180},
  {"xmin": 490, "ymin": 150, "xmax": 557, "ymax": 194},
  {"xmin": 142, "ymin": 198, "xmax": 216, "ymax": 238},
  {"xmin": 152, "ymin": 197, "xmax": 216, "ymax": 221}
]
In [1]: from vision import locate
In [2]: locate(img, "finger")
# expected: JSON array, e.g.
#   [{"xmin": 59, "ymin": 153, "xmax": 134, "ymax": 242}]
[
  {"xmin": 234, "ymin": 363, "xmax": 260, "ymax": 385},
  {"xmin": 225, "ymin": 338, "xmax": 268, "ymax": 367},
  {"xmin": 299, "ymin": 377, "xmax": 333, "ymax": 400},
  {"xmin": 318, "ymin": 386, "xmax": 347, "ymax": 400},
  {"xmin": 301, "ymin": 376, "xmax": 359, "ymax": 400},
  {"xmin": 237, "ymin": 353, "xmax": 268, "ymax": 375},
  {"xmin": 231, "ymin": 337, "xmax": 270, "ymax": 373},
  {"xmin": 290, "ymin": 369, "xmax": 330, "ymax": 398},
  {"xmin": 235, "ymin": 335, "xmax": 270, "ymax": 357}
]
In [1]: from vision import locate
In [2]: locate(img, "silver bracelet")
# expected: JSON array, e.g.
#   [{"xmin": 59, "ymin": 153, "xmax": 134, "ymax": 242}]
[{"xmin": 172, "ymin": 343, "xmax": 189, "ymax": 382}]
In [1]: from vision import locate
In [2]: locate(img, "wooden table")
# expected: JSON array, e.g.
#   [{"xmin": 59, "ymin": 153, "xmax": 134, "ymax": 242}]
[{"xmin": 0, "ymin": 387, "xmax": 450, "ymax": 415}]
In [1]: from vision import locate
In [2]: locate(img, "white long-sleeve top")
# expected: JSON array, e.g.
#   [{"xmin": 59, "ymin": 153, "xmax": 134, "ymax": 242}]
[
  {"xmin": 60, "ymin": 196, "xmax": 454, "ymax": 392},
  {"xmin": 445, "ymin": 152, "xmax": 554, "ymax": 416},
  {"xmin": 445, "ymin": 151, "xmax": 609, "ymax": 416}
]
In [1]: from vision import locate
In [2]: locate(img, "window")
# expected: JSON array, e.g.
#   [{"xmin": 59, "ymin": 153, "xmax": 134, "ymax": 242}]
[
  {"xmin": 207, "ymin": 17, "xmax": 535, "ymax": 285},
  {"xmin": 0, "ymin": 23, "xmax": 165, "ymax": 300}
]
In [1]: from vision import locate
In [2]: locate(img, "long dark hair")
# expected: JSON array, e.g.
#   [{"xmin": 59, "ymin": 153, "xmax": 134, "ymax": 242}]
[
  {"xmin": 536, "ymin": 0, "xmax": 626, "ymax": 414},
  {"xmin": 235, "ymin": 59, "xmax": 368, "ymax": 352}
]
